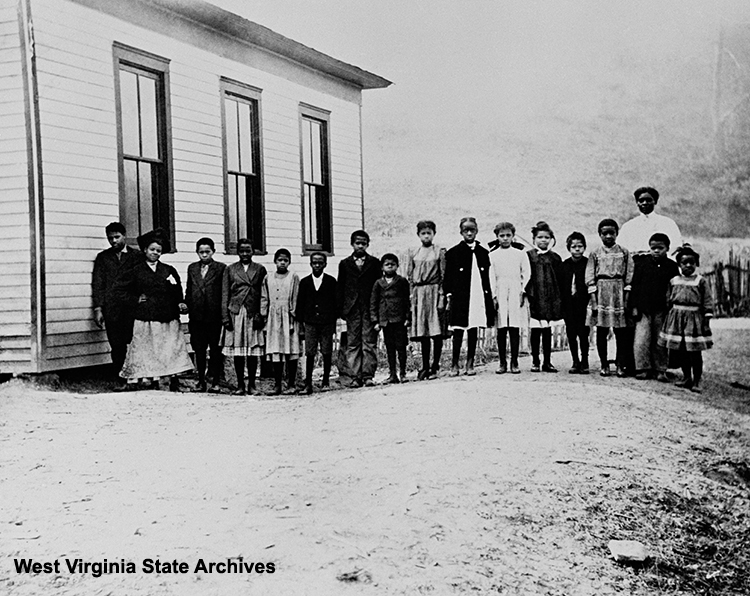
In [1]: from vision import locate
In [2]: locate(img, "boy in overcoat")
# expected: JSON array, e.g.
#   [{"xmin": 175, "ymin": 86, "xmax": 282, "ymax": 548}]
[
  {"xmin": 185, "ymin": 237, "xmax": 226, "ymax": 392},
  {"xmin": 336, "ymin": 230, "xmax": 381, "ymax": 387},
  {"xmin": 92, "ymin": 221, "xmax": 141, "ymax": 383},
  {"xmin": 296, "ymin": 252, "xmax": 338, "ymax": 394}
]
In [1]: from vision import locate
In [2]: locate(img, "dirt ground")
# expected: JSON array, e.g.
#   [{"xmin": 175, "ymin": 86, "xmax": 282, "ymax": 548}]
[{"xmin": 1, "ymin": 322, "xmax": 749, "ymax": 595}]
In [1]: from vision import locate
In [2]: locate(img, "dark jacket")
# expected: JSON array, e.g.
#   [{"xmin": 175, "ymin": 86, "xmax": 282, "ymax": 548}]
[
  {"xmin": 185, "ymin": 260, "xmax": 226, "ymax": 325},
  {"xmin": 560, "ymin": 256, "xmax": 589, "ymax": 321},
  {"xmin": 222, "ymin": 261, "xmax": 267, "ymax": 325},
  {"xmin": 443, "ymin": 242, "xmax": 495, "ymax": 327},
  {"xmin": 525, "ymin": 249, "xmax": 564, "ymax": 321},
  {"xmin": 370, "ymin": 275, "xmax": 411, "ymax": 326},
  {"xmin": 92, "ymin": 246, "xmax": 141, "ymax": 316},
  {"xmin": 336, "ymin": 253, "xmax": 381, "ymax": 318},
  {"xmin": 629, "ymin": 254, "xmax": 679, "ymax": 314},
  {"xmin": 118, "ymin": 260, "xmax": 184, "ymax": 323},
  {"xmin": 296, "ymin": 273, "xmax": 338, "ymax": 325}
]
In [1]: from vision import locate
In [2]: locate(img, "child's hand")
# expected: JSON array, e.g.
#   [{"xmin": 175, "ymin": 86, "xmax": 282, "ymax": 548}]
[
  {"xmin": 703, "ymin": 318, "xmax": 711, "ymax": 335},
  {"xmin": 93, "ymin": 307, "xmax": 105, "ymax": 328},
  {"xmin": 404, "ymin": 319, "xmax": 410, "ymax": 327},
  {"xmin": 493, "ymin": 297, "xmax": 499, "ymax": 312},
  {"xmin": 138, "ymin": 293, "xmax": 148, "ymax": 304},
  {"xmin": 445, "ymin": 295, "xmax": 452, "ymax": 312},
  {"xmin": 223, "ymin": 320, "xmax": 233, "ymax": 332},
  {"xmin": 631, "ymin": 307, "xmax": 640, "ymax": 321},
  {"xmin": 178, "ymin": 302, "xmax": 188, "ymax": 315},
  {"xmin": 520, "ymin": 293, "xmax": 526, "ymax": 308},
  {"xmin": 374, "ymin": 323, "xmax": 381, "ymax": 331}
]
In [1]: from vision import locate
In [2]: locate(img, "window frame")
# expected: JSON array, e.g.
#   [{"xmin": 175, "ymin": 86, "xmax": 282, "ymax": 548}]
[
  {"xmin": 298, "ymin": 103, "xmax": 333, "ymax": 256},
  {"xmin": 112, "ymin": 42, "xmax": 174, "ymax": 250},
  {"xmin": 220, "ymin": 77, "xmax": 265, "ymax": 255}
]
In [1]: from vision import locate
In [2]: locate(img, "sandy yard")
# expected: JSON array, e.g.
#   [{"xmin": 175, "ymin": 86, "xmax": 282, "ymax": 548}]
[{"xmin": 1, "ymin": 323, "xmax": 749, "ymax": 596}]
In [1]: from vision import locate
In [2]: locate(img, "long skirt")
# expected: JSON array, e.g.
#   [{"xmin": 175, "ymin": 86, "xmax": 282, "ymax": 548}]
[
  {"xmin": 120, "ymin": 319, "xmax": 194, "ymax": 380},
  {"xmin": 221, "ymin": 306, "xmax": 265, "ymax": 357}
]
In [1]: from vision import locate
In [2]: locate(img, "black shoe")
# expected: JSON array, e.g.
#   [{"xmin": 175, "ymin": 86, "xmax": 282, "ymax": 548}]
[{"xmin": 542, "ymin": 364, "xmax": 558, "ymax": 373}]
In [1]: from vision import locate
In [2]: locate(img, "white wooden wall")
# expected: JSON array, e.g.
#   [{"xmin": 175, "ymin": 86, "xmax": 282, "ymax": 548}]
[
  {"xmin": 0, "ymin": 0, "xmax": 33, "ymax": 372},
  {"xmin": 27, "ymin": 0, "xmax": 366, "ymax": 371}
]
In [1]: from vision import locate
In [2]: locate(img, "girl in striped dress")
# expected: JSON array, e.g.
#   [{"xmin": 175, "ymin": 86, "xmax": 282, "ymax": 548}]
[
  {"xmin": 658, "ymin": 246, "xmax": 713, "ymax": 393},
  {"xmin": 586, "ymin": 219, "xmax": 634, "ymax": 377}
]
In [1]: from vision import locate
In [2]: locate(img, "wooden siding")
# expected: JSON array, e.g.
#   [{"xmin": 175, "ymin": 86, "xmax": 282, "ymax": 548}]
[
  {"xmin": 30, "ymin": 0, "xmax": 366, "ymax": 370},
  {"xmin": 0, "ymin": 0, "xmax": 32, "ymax": 372}
]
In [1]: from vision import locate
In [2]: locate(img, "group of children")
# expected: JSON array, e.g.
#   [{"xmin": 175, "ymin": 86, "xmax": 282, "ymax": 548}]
[{"xmin": 94, "ymin": 214, "xmax": 713, "ymax": 395}]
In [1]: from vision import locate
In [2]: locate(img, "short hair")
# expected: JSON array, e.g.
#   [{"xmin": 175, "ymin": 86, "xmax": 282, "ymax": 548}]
[
  {"xmin": 416, "ymin": 220, "xmax": 436, "ymax": 233},
  {"xmin": 493, "ymin": 222, "xmax": 516, "ymax": 236},
  {"xmin": 634, "ymin": 186, "xmax": 660, "ymax": 202},
  {"xmin": 566, "ymin": 231, "xmax": 586, "ymax": 250},
  {"xmin": 675, "ymin": 245, "xmax": 700, "ymax": 266},
  {"xmin": 236, "ymin": 237, "xmax": 253, "ymax": 250},
  {"xmin": 459, "ymin": 217, "xmax": 478, "ymax": 231},
  {"xmin": 598, "ymin": 218, "xmax": 619, "ymax": 233},
  {"xmin": 649, "ymin": 232, "xmax": 671, "ymax": 248},
  {"xmin": 531, "ymin": 221, "xmax": 554, "ymax": 239},
  {"xmin": 274, "ymin": 247, "xmax": 291, "ymax": 261},
  {"xmin": 195, "ymin": 237, "xmax": 215, "ymax": 251},
  {"xmin": 381, "ymin": 253, "xmax": 399, "ymax": 266},
  {"xmin": 105, "ymin": 221, "xmax": 126, "ymax": 236},
  {"xmin": 309, "ymin": 251, "xmax": 328, "ymax": 262},
  {"xmin": 350, "ymin": 230, "xmax": 370, "ymax": 244}
]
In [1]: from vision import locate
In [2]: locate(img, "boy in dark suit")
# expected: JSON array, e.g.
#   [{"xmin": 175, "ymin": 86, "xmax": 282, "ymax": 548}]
[
  {"xmin": 296, "ymin": 252, "xmax": 338, "ymax": 394},
  {"xmin": 92, "ymin": 222, "xmax": 141, "ymax": 385},
  {"xmin": 337, "ymin": 230, "xmax": 381, "ymax": 387},
  {"xmin": 371, "ymin": 253, "xmax": 411, "ymax": 383},
  {"xmin": 185, "ymin": 237, "xmax": 226, "ymax": 392}
]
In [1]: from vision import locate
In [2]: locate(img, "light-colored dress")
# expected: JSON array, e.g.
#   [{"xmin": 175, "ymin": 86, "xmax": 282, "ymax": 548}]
[
  {"xmin": 121, "ymin": 320, "xmax": 193, "ymax": 380},
  {"xmin": 658, "ymin": 274, "xmax": 713, "ymax": 351},
  {"xmin": 489, "ymin": 246, "xmax": 530, "ymax": 328},
  {"xmin": 406, "ymin": 244, "xmax": 448, "ymax": 338},
  {"xmin": 262, "ymin": 271, "xmax": 301, "ymax": 362},
  {"xmin": 585, "ymin": 244, "xmax": 634, "ymax": 328}
]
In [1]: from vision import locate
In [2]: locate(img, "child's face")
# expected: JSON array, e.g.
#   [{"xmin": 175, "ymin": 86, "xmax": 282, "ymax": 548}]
[
  {"xmin": 418, "ymin": 228, "xmax": 435, "ymax": 246},
  {"xmin": 568, "ymin": 239, "xmax": 585, "ymax": 259},
  {"xmin": 649, "ymin": 241, "xmax": 668, "ymax": 259},
  {"xmin": 145, "ymin": 242, "xmax": 162, "ymax": 263},
  {"xmin": 351, "ymin": 236, "xmax": 369, "ymax": 257},
  {"xmin": 275, "ymin": 254, "xmax": 290, "ymax": 273},
  {"xmin": 496, "ymin": 229, "xmax": 513, "ymax": 249},
  {"xmin": 310, "ymin": 255, "xmax": 327, "ymax": 276},
  {"xmin": 382, "ymin": 260, "xmax": 398, "ymax": 277},
  {"xmin": 635, "ymin": 192, "xmax": 656, "ymax": 215},
  {"xmin": 107, "ymin": 231, "xmax": 126, "ymax": 252},
  {"xmin": 460, "ymin": 224, "xmax": 478, "ymax": 243},
  {"xmin": 197, "ymin": 244, "xmax": 214, "ymax": 264},
  {"xmin": 599, "ymin": 226, "xmax": 618, "ymax": 248},
  {"xmin": 534, "ymin": 231, "xmax": 552, "ymax": 250},
  {"xmin": 679, "ymin": 255, "xmax": 697, "ymax": 277},
  {"xmin": 237, "ymin": 244, "xmax": 254, "ymax": 263}
]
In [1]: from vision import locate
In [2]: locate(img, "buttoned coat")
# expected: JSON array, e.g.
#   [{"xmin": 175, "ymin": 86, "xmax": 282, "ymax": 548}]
[
  {"xmin": 336, "ymin": 254, "xmax": 382, "ymax": 318},
  {"xmin": 370, "ymin": 275, "xmax": 411, "ymax": 326},
  {"xmin": 92, "ymin": 246, "xmax": 141, "ymax": 316},
  {"xmin": 117, "ymin": 260, "xmax": 184, "ymax": 322},
  {"xmin": 443, "ymin": 242, "xmax": 495, "ymax": 327},
  {"xmin": 185, "ymin": 260, "xmax": 226, "ymax": 324},
  {"xmin": 222, "ymin": 261, "xmax": 267, "ymax": 325},
  {"xmin": 296, "ymin": 273, "xmax": 338, "ymax": 325}
]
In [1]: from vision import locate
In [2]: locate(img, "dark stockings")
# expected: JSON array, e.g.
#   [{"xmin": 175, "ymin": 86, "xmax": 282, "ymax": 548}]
[
  {"xmin": 596, "ymin": 327, "xmax": 627, "ymax": 368},
  {"xmin": 451, "ymin": 328, "xmax": 477, "ymax": 367},
  {"xmin": 233, "ymin": 356, "xmax": 257, "ymax": 391},
  {"xmin": 304, "ymin": 353, "xmax": 332, "ymax": 388},
  {"xmin": 273, "ymin": 359, "xmax": 299, "ymax": 392},
  {"xmin": 680, "ymin": 351, "xmax": 703, "ymax": 386},
  {"xmin": 530, "ymin": 327, "xmax": 553, "ymax": 366},
  {"xmin": 497, "ymin": 328, "xmax": 520, "ymax": 365},
  {"xmin": 566, "ymin": 326, "xmax": 590, "ymax": 366},
  {"xmin": 420, "ymin": 337, "xmax": 444, "ymax": 372}
]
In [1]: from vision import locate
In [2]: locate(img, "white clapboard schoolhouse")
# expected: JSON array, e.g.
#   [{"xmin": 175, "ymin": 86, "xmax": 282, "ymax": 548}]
[{"xmin": 0, "ymin": 0, "xmax": 390, "ymax": 374}]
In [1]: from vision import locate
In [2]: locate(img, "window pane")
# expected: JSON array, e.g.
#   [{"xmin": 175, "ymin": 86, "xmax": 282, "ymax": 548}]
[
  {"xmin": 302, "ymin": 119, "xmax": 313, "ymax": 183},
  {"xmin": 227, "ymin": 174, "xmax": 238, "ymax": 245},
  {"xmin": 225, "ymin": 98, "xmax": 240, "ymax": 172},
  {"xmin": 305, "ymin": 184, "xmax": 317, "ymax": 246},
  {"xmin": 249, "ymin": 176, "xmax": 263, "ymax": 251},
  {"xmin": 120, "ymin": 70, "xmax": 140, "ymax": 156},
  {"xmin": 310, "ymin": 120, "xmax": 322, "ymax": 185},
  {"xmin": 123, "ymin": 159, "xmax": 139, "ymax": 236},
  {"xmin": 237, "ymin": 175, "xmax": 247, "ymax": 240},
  {"xmin": 238, "ymin": 101, "xmax": 254, "ymax": 174},
  {"xmin": 138, "ymin": 161, "xmax": 153, "ymax": 234},
  {"xmin": 139, "ymin": 74, "xmax": 159, "ymax": 160}
]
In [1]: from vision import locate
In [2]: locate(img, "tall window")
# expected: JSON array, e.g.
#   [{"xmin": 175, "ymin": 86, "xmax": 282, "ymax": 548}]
[
  {"xmin": 299, "ymin": 105, "xmax": 332, "ymax": 253},
  {"xmin": 113, "ymin": 44, "xmax": 172, "ymax": 245},
  {"xmin": 221, "ymin": 79, "xmax": 264, "ymax": 254}
]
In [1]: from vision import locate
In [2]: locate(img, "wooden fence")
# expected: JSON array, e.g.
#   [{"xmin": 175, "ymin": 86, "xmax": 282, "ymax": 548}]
[{"xmin": 703, "ymin": 248, "xmax": 750, "ymax": 317}]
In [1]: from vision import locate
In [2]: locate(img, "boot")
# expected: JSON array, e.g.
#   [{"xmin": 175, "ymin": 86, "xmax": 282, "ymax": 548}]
[{"xmin": 464, "ymin": 357, "xmax": 476, "ymax": 376}]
